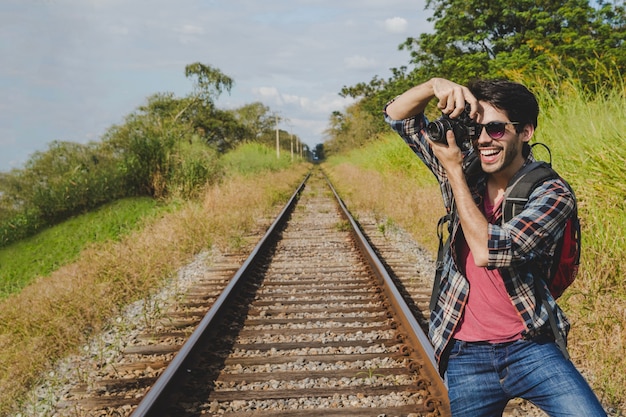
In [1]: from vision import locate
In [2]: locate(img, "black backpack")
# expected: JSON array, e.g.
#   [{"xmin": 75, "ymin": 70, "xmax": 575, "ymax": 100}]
[
  {"xmin": 431, "ymin": 155, "xmax": 580, "ymax": 359},
  {"xmin": 502, "ymin": 161, "xmax": 581, "ymax": 299}
]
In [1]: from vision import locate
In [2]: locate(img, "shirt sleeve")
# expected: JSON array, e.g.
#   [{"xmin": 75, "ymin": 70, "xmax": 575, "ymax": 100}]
[
  {"xmin": 487, "ymin": 178, "xmax": 576, "ymax": 269},
  {"xmin": 383, "ymin": 103, "xmax": 448, "ymax": 180}
]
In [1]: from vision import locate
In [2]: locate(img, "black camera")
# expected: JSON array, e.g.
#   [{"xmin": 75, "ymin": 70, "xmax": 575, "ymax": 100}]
[{"xmin": 426, "ymin": 103, "xmax": 479, "ymax": 151}]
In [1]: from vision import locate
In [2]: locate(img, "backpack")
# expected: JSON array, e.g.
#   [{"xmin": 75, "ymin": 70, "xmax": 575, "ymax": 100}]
[{"xmin": 502, "ymin": 160, "xmax": 581, "ymax": 299}]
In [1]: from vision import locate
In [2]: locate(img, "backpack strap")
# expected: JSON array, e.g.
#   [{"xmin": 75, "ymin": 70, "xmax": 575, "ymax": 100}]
[
  {"xmin": 503, "ymin": 161, "xmax": 557, "ymax": 222},
  {"xmin": 430, "ymin": 212, "xmax": 452, "ymax": 311}
]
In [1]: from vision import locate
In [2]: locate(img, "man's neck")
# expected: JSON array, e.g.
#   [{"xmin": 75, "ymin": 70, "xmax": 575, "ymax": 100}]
[{"xmin": 486, "ymin": 157, "xmax": 527, "ymax": 204}]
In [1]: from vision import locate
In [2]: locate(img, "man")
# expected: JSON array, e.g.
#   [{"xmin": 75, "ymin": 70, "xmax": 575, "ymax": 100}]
[{"xmin": 384, "ymin": 77, "xmax": 606, "ymax": 416}]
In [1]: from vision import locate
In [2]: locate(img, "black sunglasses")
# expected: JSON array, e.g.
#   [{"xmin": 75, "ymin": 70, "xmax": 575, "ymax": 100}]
[{"xmin": 475, "ymin": 121, "xmax": 519, "ymax": 140}]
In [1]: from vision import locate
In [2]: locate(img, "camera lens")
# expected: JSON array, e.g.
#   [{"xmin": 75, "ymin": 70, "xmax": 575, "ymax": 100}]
[{"xmin": 426, "ymin": 120, "xmax": 449, "ymax": 143}]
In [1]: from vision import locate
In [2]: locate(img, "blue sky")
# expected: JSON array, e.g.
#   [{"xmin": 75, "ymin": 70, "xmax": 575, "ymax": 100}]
[{"xmin": 0, "ymin": 0, "xmax": 432, "ymax": 172}]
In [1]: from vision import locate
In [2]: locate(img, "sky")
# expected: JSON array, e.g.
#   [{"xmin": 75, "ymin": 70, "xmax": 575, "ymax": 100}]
[{"xmin": 0, "ymin": 0, "xmax": 433, "ymax": 172}]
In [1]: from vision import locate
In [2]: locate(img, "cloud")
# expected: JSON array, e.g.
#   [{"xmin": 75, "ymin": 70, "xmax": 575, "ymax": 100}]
[
  {"xmin": 252, "ymin": 87, "xmax": 355, "ymax": 115},
  {"xmin": 176, "ymin": 24, "xmax": 204, "ymax": 44},
  {"xmin": 344, "ymin": 55, "xmax": 378, "ymax": 70},
  {"xmin": 253, "ymin": 86, "xmax": 282, "ymax": 103},
  {"xmin": 384, "ymin": 17, "xmax": 408, "ymax": 33}
]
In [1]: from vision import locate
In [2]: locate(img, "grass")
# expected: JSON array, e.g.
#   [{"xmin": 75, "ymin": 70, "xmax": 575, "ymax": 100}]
[
  {"xmin": 325, "ymin": 78, "xmax": 626, "ymax": 411},
  {"xmin": 0, "ymin": 197, "xmax": 168, "ymax": 299},
  {"xmin": 325, "ymin": 137, "xmax": 443, "ymax": 254},
  {"xmin": 221, "ymin": 142, "xmax": 296, "ymax": 175},
  {"xmin": 0, "ymin": 142, "xmax": 310, "ymax": 415}
]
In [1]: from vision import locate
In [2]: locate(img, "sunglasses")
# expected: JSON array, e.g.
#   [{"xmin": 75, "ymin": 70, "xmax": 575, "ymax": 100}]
[{"xmin": 474, "ymin": 121, "xmax": 519, "ymax": 140}]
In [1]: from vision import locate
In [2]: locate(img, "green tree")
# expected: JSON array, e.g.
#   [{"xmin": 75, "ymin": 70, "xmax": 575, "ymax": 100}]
[
  {"xmin": 402, "ymin": 0, "xmax": 625, "ymax": 87},
  {"xmin": 330, "ymin": 0, "xmax": 625, "ymax": 154},
  {"xmin": 184, "ymin": 62, "xmax": 234, "ymax": 103},
  {"xmin": 232, "ymin": 102, "xmax": 276, "ymax": 139}
]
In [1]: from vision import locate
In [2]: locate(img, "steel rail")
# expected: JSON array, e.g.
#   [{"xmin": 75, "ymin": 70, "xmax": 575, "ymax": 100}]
[
  {"xmin": 131, "ymin": 171, "xmax": 449, "ymax": 416},
  {"xmin": 131, "ymin": 173, "xmax": 310, "ymax": 417},
  {"xmin": 325, "ymin": 174, "xmax": 449, "ymax": 412}
]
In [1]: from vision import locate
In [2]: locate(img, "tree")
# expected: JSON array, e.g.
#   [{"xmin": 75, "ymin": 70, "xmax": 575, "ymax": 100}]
[
  {"xmin": 232, "ymin": 102, "xmax": 276, "ymax": 139},
  {"xmin": 184, "ymin": 62, "xmax": 234, "ymax": 103},
  {"xmin": 401, "ymin": 0, "xmax": 625, "ymax": 87},
  {"xmin": 329, "ymin": 0, "xmax": 625, "ymax": 151}
]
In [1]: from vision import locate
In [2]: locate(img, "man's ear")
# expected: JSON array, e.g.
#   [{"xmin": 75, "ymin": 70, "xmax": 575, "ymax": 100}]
[{"xmin": 521, "ymin": 124, "xmax": 535, "ymax": 143}]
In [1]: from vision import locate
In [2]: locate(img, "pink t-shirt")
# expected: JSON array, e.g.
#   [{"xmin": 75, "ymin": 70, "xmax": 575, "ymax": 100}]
[{"xmin": 452, "ymin": 195, "xmax": 526, "ymax": 343}]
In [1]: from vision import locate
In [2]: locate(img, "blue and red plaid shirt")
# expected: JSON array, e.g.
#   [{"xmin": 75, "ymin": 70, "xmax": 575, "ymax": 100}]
[{"xmin": 384, "ymin": 107, "xmax": 573, "ymax": 374}]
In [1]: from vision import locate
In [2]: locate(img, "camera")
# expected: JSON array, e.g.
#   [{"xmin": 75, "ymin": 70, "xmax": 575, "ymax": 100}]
[{"xmin": 426, "ymin": 103, "xmax": 479, "ymax": 151}]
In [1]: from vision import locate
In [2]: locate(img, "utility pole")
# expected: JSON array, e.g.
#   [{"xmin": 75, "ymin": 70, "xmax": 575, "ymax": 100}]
[{"xmin": 275, "ymin": 113, "xmax": 280, "ymax": 159}]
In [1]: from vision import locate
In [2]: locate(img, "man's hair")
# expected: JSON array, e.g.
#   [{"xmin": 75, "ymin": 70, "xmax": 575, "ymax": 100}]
[{"xmin": 468, "ymin": 79, "xmax": 539, "ymax": 132}]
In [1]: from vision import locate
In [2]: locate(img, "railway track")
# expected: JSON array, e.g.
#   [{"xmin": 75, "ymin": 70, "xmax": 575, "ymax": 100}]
[{"xmin": 52, "ymin": 169, "xmax": 450, "ymax": 417}]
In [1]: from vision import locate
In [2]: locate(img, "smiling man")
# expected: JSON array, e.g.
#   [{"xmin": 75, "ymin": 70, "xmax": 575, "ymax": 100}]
[{"xmin": 384, "ymin": 78, "xmax": 606, "ymax": 416}]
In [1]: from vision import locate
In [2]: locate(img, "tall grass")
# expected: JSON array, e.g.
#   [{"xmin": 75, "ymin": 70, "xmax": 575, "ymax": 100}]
[
  {"xmin": 221, "ymin": 142, "xmax": 296, "ymax": 175},
  {"xmin": 531, "ymin": 76, "xmax": 626, "ymax": 407},
  {"xmin": 326, "ymin": 77, "xmax": 626, "ymax": 410}
]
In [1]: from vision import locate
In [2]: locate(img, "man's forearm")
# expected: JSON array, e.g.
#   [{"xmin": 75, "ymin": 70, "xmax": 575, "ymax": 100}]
[
  {"xmin": 447, "ymin": 166, "xmax": 490, "ymax": 266},
  {"xmin": 385, "ymin": 79, "xmax": 436, "ymax": 120}
]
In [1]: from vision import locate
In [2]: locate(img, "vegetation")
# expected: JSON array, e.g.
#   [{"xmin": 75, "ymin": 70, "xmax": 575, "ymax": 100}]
[
  {"xmin": 0, "ymin": 197, "xmax": 166, "ymax": 299},
  {"xmin": 325, "ymin": 0, "xmax": 624, "ymax": 154},
  {"xmin": 0, "ymin": 144, "xmax": 309, "ymax": 415},
  {"xmin": 0, "ymin": 62, "xmax": 307, "ymax": 248}
]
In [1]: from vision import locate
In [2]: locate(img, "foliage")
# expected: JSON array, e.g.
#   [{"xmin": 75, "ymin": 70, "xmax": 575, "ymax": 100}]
[
  {"xmin": 167, "ymin": 138, "xmax": 224, "ymax": 199},
  {"xmin": 0, "ymin": 140, "xmax": 128, "ymax": 245},
  {"xmin": 328, "ymin": 0, "xmax": 625, "ymax": 154},
  {"xmin": 323, "ymin": 102, "xmax": 380, "ymax": 156},
  {"xmin": 0, "ymin": 62, "xmax": 300, "ymax": 247},
  {"xmin": 232, "ymin": 102, "xmax": 276, "ymax": 140},
  {"xmin": 403, "ymin": 0, "xmax": 625, "ymax": 87},
  {"xmin": 184, "ymin": 62, "xmax": 234, "ymax": 103}
]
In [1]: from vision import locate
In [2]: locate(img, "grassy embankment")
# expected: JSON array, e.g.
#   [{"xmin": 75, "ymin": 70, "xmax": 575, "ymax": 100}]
[
  {"xmin": 325, "ymin": 79, "xmax": 626, "ymax": 411},
  {"xmin": 0, "ymin": 142, "xmax": 310, "ymax": 415}
]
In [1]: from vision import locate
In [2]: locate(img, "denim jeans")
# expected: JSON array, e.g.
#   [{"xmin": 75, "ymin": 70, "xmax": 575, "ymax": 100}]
[{"xmin": 446, "ymin": 337, "xmax": 607, "ymax": 417}]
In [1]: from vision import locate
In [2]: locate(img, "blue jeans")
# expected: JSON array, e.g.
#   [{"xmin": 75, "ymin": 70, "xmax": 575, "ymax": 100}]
[{"xmin": 446, "ymin": 337, "xmax": 607, "ymax": 417}]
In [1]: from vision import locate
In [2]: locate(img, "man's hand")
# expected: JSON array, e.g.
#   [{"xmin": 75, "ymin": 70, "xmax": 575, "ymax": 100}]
[
  {"xmin": 427, "ymin": 129, "xmax": 465, "ymax": 175},
  {"xmin": 385, "ymin": 77, "xmax": 479, "ymax": 121},
  {"xmin": 430, "ymin": 78, "xmax": 479, "ymax": 120}
]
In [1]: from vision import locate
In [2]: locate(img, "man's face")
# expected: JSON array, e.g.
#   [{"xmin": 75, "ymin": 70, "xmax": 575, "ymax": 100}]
[{"xmin": 473, "ymin": 101, "xmax": 531, "ymax": 177}]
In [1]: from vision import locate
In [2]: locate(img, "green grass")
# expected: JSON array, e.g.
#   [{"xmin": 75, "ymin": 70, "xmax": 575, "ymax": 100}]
[
  {"xmin": 0, "ymin": 197, "xmax": 168, "ymax": 299},
  {"xmin": 221, "ymin": 142, "xmax": 297, "ymax": 175}
]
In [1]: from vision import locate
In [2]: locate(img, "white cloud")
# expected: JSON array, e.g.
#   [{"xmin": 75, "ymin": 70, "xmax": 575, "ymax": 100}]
[
  {"xmin": 384, "ymin": 17, "xmax": 408, "ymax": 33},
  {"xmin": 179, "ymin": 24, "xmax": 204, "ymax": 35},
  {"xmin": 253, "ymin": 86, "xmax": 282, "ymax": 103},
  {"xmin": 344, "ymin": 55, "xmax": 378, "ymax": 69}
]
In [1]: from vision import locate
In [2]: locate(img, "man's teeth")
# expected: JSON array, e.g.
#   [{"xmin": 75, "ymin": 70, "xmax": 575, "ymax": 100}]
[{"xmin": 480, "ymin": 149, "xmax": 500, "ymax": 156}]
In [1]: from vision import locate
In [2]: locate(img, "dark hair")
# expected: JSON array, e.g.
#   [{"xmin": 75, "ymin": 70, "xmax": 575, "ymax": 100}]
[{"xmin": 468, "ymin": 79, "xmax": 539, "ymax": 132}]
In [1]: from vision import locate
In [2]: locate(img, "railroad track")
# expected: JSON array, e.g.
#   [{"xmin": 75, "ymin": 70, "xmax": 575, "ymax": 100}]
[{"xmin": 54, "ymin": 169, "xmax": 450, "ymax": 417}]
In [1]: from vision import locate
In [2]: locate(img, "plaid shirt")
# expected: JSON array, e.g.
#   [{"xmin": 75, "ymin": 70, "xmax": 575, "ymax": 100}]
[{"xmin": 384, "ymin": 108, "xmax": 573, "ymax": 374}]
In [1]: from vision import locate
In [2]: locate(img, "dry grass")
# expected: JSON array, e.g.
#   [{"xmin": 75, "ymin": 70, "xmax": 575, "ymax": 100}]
[
  {"xmin": 0, "ymin": 164, "xmax": 309, "ymax": 415},
  {"xmin": 325, "ymin": 163, "xmax": 443, "ymax": 255}
]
